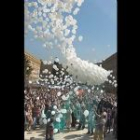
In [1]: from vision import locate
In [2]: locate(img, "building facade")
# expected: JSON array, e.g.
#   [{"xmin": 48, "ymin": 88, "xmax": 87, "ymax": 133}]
[
  {"xmin": 103, "ymin": 53, "xmax": 117, "ymax": 94},
  {"xmin": 97, "ymin": 53, "xmax": 117, "ymax": 94},
  {"xmin": 101, "ymin": 53, "xmax": 117, "ymax": 79},
  {"xmin": 25, "ymin": 51, "xmax": 41, "ymax": 82}
]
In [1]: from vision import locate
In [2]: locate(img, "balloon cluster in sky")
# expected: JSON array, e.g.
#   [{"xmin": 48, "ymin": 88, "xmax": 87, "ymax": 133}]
[{"xmin": 25, "ymin": 0, "xmax": 115, "ymax": 85}]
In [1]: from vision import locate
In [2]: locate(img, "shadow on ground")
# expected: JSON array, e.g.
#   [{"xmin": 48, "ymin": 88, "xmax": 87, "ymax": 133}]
[
  {"xmin": 63, "ymin": 132, "xmax": 116, "ymax": 140},
  {"xmin": 36, "ymin": 128, "xmax": 79, "ymax": 137},
  {"xmin": 24, "ymin": 138, "xmax": 45, "ymax": 140},
  {"xmin": 64, "ymin": 134, "xmax": 93, "ymax": 140},
  {"xmin": 25, "ymin": 128, "xmax": 116, "ymax": 140}
]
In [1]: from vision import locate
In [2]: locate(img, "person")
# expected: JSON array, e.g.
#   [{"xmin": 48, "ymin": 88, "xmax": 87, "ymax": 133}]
[
  {"xmin": 106, "ymin": 108, "xmax": 112, "ymax": 133},
  {"xmin": 26, "ymin": 105, "xmax": 33, "ymax": 131},
  {"xmin": 76, "ymin": 100, "xmax": 85, "ymax": 130},
  {"xmin": 113, "ymin": 107, "xmax": 117, "ymax": 139},
  {"xmin": 24, "ymin": 105, "xmax": 28, "ymax": 130},
  {"xmin": 70, "ymin": 100, "xmax": 77, "ymax": 128},
  {"xmin": 86, "ymin": 99, "xmax": 96, "ymax": 135},
  {"xmin": 32, "ymin": 103, "xmax": 41, "ymax": 129},
  {"xmin": 63, "ymin": 98, "xmax": 72, "ymax": 131},
  {"xmin": 71, "ymin": 112, "xmax": 76, "ymax": 127},
  {"xmin": 94, "ymin": 110, "xmax": 107, "ymax": 140},
  {"xmin": 46, "ymin": 118, "xmax": 54, "ymax": 140},
  {"xmin": 97, "ymin": 99, "xmax": 104, "ymax": 114},
  {"xmin": 65, "ymin": 109, "xmax": 72, "ymax": 130},
  {"xmin": 45, "ymin": 100, "xmax": 52, "ymax": 119}
]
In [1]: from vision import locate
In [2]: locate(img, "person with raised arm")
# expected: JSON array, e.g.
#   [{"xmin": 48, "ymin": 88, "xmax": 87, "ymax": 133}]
[{"xmin": 93, "ymin": 106, "xmax": 107, "ymax": 140}]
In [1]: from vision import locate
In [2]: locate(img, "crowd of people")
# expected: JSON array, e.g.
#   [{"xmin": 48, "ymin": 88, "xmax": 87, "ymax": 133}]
[{"xmin": 24, "ymin": 85, "xmax": 117, "ymax": 140}]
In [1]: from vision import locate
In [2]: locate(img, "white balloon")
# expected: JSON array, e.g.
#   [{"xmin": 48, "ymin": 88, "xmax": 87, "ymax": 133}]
[
  {"xmin": 76, "ymin": 119, "xmax": 79, "ymax": 123},
  {"xmin": 56, "ymin": 117, "xmax": 61, "ymax": 122},
  {"xmin": 53, "ymin": 105, "xmax": 57, "ymax": 110},
  {"xmin": 29, "ymin": 80, "xmax": 32, "ymax": 84},
  {"xmin": 54, "ymin": 57, "xmax": 59, "ymax": 63},
  {"xmin": 114, "ymin": 102, "xmax": 117, "ymax": 107},
  {"xmin": 84, "ymin": 110, "xmax": 89, "ymax": 117},
  {"xmin": 43, "ymin": 69, "xmax": 48, "ymax": 73},
  {"xmin": 51, "ymin": 111, "xmax": 55, "ymax": 115},
  {"xmin": 43, "ymin": 119, "xmax": 47, "ymax": 124},
  {"xmin": 73, "ymin": 8, "xmax": 80, "ymax": 15},
  {"xmin": 57, "ymin": 92, "xmax": 61, "ymax": 96},
  {"xmin": 61, "ymin": 109, "xmax": 67, "ymax": 114},
  {"xmin": 74, "ymin": 86, "xmax": 79, "ymax": 92},
  {"xmin": 114, "ymin": 84, "xmax": 117, "ymax": 88},
  {"xmin": 54, "ymin": 128, "xmax": 58, "ymax": 134},
  {"xmin": 62, "ymin": 95, "xmax": 67, "ymax": 100},
  {"xmin": 64, "ymin": 29, "xmax": 70, "ymax": 36},
  {"xmin": 41, "ymin": 114, "xmax": 46, "ymax": 118},
  {"xmin": 100, "ymin": 90, "xmax": 103, "ymax": 93},
  {"xmin": 58, "ymin": 114, "xmax": 63, "ymax": 118},
  {"xmin": 53, "ymin": 64, "xmax": 59, "ymax": 71},
  {"xmin": 88, "ymin": 89, "xmax": 91, "ymax": 93},
  {"xmin": 78, "ymin": 35, "xmax": 83, "ymax": 42},
  {"xmin": 49, "ymin": 74, "xmax": 53, "ymax": 78}
]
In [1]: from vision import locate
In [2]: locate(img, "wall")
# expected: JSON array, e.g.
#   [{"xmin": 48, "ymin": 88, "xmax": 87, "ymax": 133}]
[{"xmin": 25, "ymin": 51, "xmax": 41, "ymax": 82}]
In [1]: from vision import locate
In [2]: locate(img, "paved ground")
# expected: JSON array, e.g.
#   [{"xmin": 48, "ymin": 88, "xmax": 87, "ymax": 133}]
[{"xmin": 25, "ymin": 127, "xmax": 116, "ymax": 140}]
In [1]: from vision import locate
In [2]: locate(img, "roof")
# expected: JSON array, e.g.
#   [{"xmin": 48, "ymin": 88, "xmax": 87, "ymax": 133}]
[{"xmin": 97, "ymin": 52, "xmax": 117, "ymax": 77}]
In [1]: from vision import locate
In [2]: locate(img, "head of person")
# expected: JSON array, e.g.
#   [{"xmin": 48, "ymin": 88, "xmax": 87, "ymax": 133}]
[
  {"xmin": 108, "ymin": 108, "xmax": 111, "ymax": 113},
  {"xmin": 102, "ymin": 112, "xmax": 107, "ymax": 119},
  {"xmin": 34, "ymin": 102, "xmax": 38, "ymax": 107}
]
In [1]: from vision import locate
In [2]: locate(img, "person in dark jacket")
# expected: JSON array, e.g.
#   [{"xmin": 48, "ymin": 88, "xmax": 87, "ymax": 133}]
[
  {"xmin": 71, "ymin": 112, "xmax": 76, "ymax": 127},
  {"xmin": 106, "ymin": 109, "xmax": 112, "ymax": 133},
  {"xmin": 113, "ymin": 107, "xmax": 117, "ymax": 139},
  {"xmin": 97, "ymin": 99, "xmax": 103, "ymax": 114},
  {"xmin": 46, "ymin": 118, "xmax": 54, "ymax": 140}
]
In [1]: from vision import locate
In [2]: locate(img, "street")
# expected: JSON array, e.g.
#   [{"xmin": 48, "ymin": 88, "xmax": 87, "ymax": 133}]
[{"xmin": 25, "ymin": 127, "xmax": 116, "ymax": 140}]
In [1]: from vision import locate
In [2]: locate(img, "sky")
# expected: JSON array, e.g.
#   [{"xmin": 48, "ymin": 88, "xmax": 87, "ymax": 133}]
[{"xmin": 25, "ymin": 0, "xmax": 117, "ymax": 63}]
